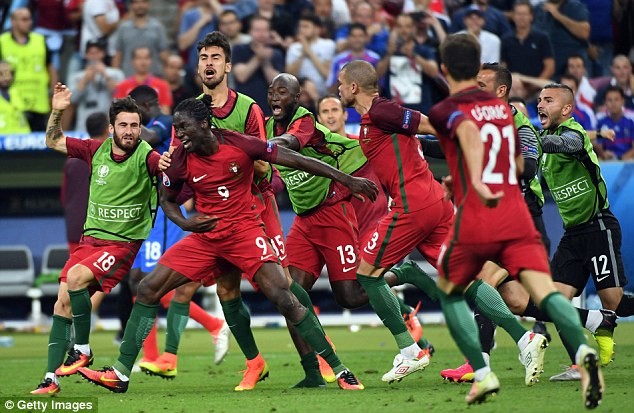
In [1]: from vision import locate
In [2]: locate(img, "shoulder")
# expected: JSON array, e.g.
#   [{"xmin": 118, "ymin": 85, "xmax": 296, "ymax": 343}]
[{"xmin": 236, "ymin": 91, "xmax": 256, "ymax": 105}]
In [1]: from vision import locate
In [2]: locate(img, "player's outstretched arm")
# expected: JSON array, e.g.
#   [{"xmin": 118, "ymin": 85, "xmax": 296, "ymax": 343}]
[
  {"xmin": 160, "ymin": 186, "xmax": 218, "ymax": 233},
  {"xmin": 275, "ymin": 145, "xmax": 379, "ymax": 202},
  {"xmin": 269, "ymin": 134, "xmax": 301, "ymax": 151},
  {"xmin": 46, "ymin": 83, "xmax": 71, "ymax": 154},
  {"xmin": 456, "ymin": 120, "xmax": 503, "ymax": 208}
]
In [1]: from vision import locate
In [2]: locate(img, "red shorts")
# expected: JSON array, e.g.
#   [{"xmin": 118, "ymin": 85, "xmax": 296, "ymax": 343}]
[
  {"xmin": 437, "ymin": 235, "xmax": 551, "ymax": 287},
  {"xmin": 158, "ymin": 224, "xmax": 279, "ymax": 286},
  {"xmin": 360, "ymin": 199, "xmax": 454, "ymax": 269},
  {"xmin": 286, "ymin": 201, "xmax": 359, "ymax": 284},
  {"xmin": 259, "ymin": 191, "xmax": 288, "ymax": 267},
  {"xmin": 59, "ymin": 236, "xmax": 141, "ymax": 294}
]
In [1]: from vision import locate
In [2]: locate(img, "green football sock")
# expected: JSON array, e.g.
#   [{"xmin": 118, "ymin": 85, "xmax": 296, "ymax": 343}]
[
  {"xmin": 68, "ymin": 288, "xmax": 92, "ymax": 346},
  {"xmin": 290, "ymin": 281, "xmax": 321, "ymax": 325},
  {"xmin": 293, "ymin": 310, "xmax": 344, "ymax": 375},
  {"xmin": 357, "ymin": 273, "xmax": 414, "ymax": 349},
  {"xmin": 540, "ymin": 292, "xmax": 586, "ymax": 350},
  {"xmin": 465, "ymin": 279, "xmax": 526, "ymax": 343},
  {"xmin": 220, "ymin": 296, "xmax": 259, "ymax": 360},
  {"xmin": 114, "ymin": 301, "xmax": 158, "ymax": 377},
  {"xmin": 291, "ymin": 352, "xmax": 326, "ymax": 388},
  {"xmin": 390, "ymin": 261, "xmax": 441, "ymax": 301},
  {"xmin": 47, "ymin": 315, "xmax": 72, "ymax": 372},
  {"xmin": 396, "ymin": 294, "xmax": 413, "ymax": 314},
  {"xmin": 441, "ymin": 293, "xmax": 487, "ymax": 370},
  {"xmin": 164, "ymin": 300, "xmax": 190, "ymax": 355}
]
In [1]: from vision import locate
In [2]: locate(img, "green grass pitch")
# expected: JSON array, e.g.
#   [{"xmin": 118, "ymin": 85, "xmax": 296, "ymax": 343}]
[{"xmin": 1, "ymin": 322, "xmax": 632, "ymax": 412}]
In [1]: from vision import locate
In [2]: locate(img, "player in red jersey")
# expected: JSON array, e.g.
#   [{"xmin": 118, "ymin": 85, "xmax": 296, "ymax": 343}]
[
  {"xmin": 78, "ymin": 97, "xmax": 378, "ymax": 393},
  {"xmin": 427, "ymin": 33, "xmax": 603, "ymax": 407},
  {"xmin": 337, "ymin": 60, "xmax": 453, "ymax": 383}
]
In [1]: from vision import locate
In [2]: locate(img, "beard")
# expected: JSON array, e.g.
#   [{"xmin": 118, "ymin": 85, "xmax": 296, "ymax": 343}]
[
  {"xmin": 201, "ymin": 71, "xmax": 225, "ymax": 91},
  {"xmin": 112, "ymin": 130, "xmax": 140, "ymax": 153}
]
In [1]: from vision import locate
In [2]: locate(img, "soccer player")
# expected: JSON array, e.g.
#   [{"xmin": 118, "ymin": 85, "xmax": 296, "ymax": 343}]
[
  {"xmin": 77, "ymin": 98, "xmax": 377, "ymax": 393},
  {"xmin": 427, "ymin": 33, "xmax": 603, "ymax": 407},
  {"xmin": 141, "ymin": 32, "xmax": 282, "ymax": 390},
  {"xmin": 31, "ymin": 84, "xmax": 162, "ymax": 395},
  {"xmin": 536, "ymin": 82, "xmax": 632, "ymax": 378},
  {"xmin": 441, "ymin": 63, "xmax": 616, "ymax": 384}
]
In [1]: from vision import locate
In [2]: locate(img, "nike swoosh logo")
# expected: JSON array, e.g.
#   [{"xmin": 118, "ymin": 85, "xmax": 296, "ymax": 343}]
[
  {"xmin": 145, "ymin": 261, "xmax": 158, "ymax": 267},
  {"xmin": 596, "ymin": 274, "xmax": 611, "ymax": 283},
  {"xmin": 342, "ymin": 267, "xmax": 356, "ymax": 273},
  {"xmin": 261, "ymin": 254, "xmax": 273, "ymax": 260},
  {"xmin": 100, "ymin": 374, "xmax": 121, "ymax": 382},
  {"xmin": 363, "ymin": 248, "xmax": 373, "ymax": 254},
  {"xmin": 73, "ymin": 314, "xmax": 85, "ymax": 318},
  {"xmin": 193, "ymin": 174, "xmax": 207, "ymax": 182},
  {"xmin": 59, "ymin": 365, "xmax": 78, "ymax": 373},
  {"xmin": 316, "ymin": 349, "xmax": 327, "ymax": 355},
  {"xmin": 48, "ymin": 343, "xmax": 58, "ymax": 347}
]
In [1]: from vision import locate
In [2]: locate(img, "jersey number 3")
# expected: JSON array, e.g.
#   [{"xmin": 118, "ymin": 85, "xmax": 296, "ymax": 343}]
[{"xmin": 480, "ymin": 123, "xmax": 517, "ymax": 185}]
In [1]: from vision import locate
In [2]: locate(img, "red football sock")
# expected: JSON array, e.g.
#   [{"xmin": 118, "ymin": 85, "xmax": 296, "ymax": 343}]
[
  {"xmin": 189, "ymin": 302, "xmax": 224, "ymax": 336},
  {"xmin": 142, "ymin": 317, "xmax": 159, "ymax": 362}
]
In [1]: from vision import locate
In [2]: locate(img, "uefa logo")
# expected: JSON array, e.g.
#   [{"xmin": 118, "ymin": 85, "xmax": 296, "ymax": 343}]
[{"xmin": 97, "ymin": 165, "xmax": 109, "ymax": 178}]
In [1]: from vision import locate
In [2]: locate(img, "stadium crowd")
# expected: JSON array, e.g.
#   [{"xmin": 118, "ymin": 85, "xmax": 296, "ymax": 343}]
[
  {"xmin": 1, "ymin": 0, "xmax": 633, "ymax": 156},
  {"xmin": 1, "ymin": 0, "xmax": 633, "ymax": 409}
]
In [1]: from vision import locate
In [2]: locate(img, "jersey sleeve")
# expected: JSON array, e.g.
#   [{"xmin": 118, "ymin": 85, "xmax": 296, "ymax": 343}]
[
  {"xmin": 517, "ymin": 125, "xmax": 538, "ymax": 161},
  {"xmin": 286, "ymin": 115, "xmax": 318, "ymax": 149},
  {"xmin": 429, "ymin": 100, "xmax": 468, "ymax": 140},
  {"xmin": 244, "ymin": 103, "xmax": 267, "ymax": 141},
  {"xmin": 228, "ymin": 132, "xmax": 279, "ymax": 163},
  {"xmin": 66, "ymin": 137, "xmax": 103, "ymax": 163},
  {"xmin": 368, "ymin": 98, "xmax": 422, "ymax": 136},
  {"xmin": 146, "ymin": 151, "xmax": 162, "ymax": 176},
  {"xmin": 161, "ymin": 146, "xmax": 187, "ymax": 197}
]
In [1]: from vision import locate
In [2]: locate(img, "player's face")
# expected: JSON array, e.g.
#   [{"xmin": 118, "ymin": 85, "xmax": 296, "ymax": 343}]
[
  {"xmin": 476, "ymin": 70, "xmax": 497, "ymax": 95},
  {"xmin": 268, "ymin": 82, "xmax": 298, "ymax": 121},
  {"xmin": 198, "ymin": 46, "xmax": 230, "ymax": 90},
  {"xmin": 110, "ymin": 112, "xmax": 142, "ymax": 153},
  {"xmin": 173, "ymin": 112, "xmax": 207, "ymax": 153},
  {"xmin": 318, "ymin": 97, "xmax": 347, "ymax": 133},
  {"xmin": 567, "ymin": 57, "xmax": 585, "ymax": 80},
  {"xmin": 537, "ymin": 88, "xmax": 570, "ymax": 130},
  {"xmin": 337, "ymin": 71, "xmax": 355, "ymax": 108}
]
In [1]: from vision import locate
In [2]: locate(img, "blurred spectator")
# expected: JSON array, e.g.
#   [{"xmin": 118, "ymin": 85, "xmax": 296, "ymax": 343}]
[
  {"xmin": 61, "ymin": 111, "xmax": 108, "ymax": 253},
  {"xmin": 31, "ymin": 0, "xmax": 78, "ymax": 83},
  {"xmin": 129, "ymin": 85, "xmax": 173, "ymax": 154},
  {"xmin": 286, "ymin": 14, "xmax": 335, "ymax": 97},
  {"xmin": 113, "ymin": 46, "xmax": 173, "ymax": 114},
  {"xmin": 377, "ymin": 12, "xmax": 439, "ymax": 113},
  {"xmin": 317, "ymin": 94, "xmax": 352, "ymax": 137},
  {"xmin": 335, "ymin": 2, "xmax": 389, "ymax": 55},
  {"xmin": 163, "ymin": 54, "xmax": 195, "ymax": 109},
  {"xmin": 560, "ymin": 72, "xmax": 596, "ymax": 130},
  {"xmin": 450, "ymin": 0, "xmax": 512, "ymax": 38},
  {"xmin": 533, "ymin": 0, "xmax": 590, "ymax": 76},
  {"xmin": 218, "ymin": 9, "xmax": 251, "ymax": 48},
  {"xmin": 566, "ymin": 54, "xmax": 596, "ymax": 109},
  {"xmin": 112, "ymin": 0, "xmax": 170, "ymax": 77},
  {"xmin": 595, "ymin": 86, "xmax": 634, "ymax": 160},
  {"xmin": 595, "ymin": 55, "xmax": 634, "ymax": 111},
  {"xmin": 80, "ymin": 0, "xmax": 120, "ymax": 60},
  {"xmin": 0, "ymin": 8, "xmax": 56, "ymax": 131},
  {"xmin": 410, "ymin": 7, "xmax": 449, "ymax": 60},
  {"xmin": 232, "ymin": 16, "xmax": 284, "ymax": 116},
  {"xmin": 178, "ymin": 0, "xmax": 223, "ymax": 73},
  {"xmin": 0, "ymin": 59, "xmax": 30, "ymax": 134},
  {"xmin": 614, "ymin": 0, "xmax": 634, "ymax": 59},
  {"xmin": 331, "ymin": 0, "xmax": 352, "ymax": 28},
  {"xmin": 298, "ymin": 76, "xmax": 319, "ymax": 114},
  {"xmin": 326, "ymin": 23, "xmax": 380, "ymax": 123},
  {"xmin": 460, "ymin": 5, "xmax": 500, "ymax": 63},
  {"xmin": 68, "ymin": 39, "xmax": 124, "ymax": 132},
  {"xmin": 312, "ymin": 0, "xmax": 337, "ymax": 38},
  {"xmin": 581, "ymin": 0, "xmax": 613, "ymax": 77},
  {"xmin": 501, "ymin": 1, "xmax": 554, "ymax": 80},
  {"xmin": 247, "ymin": 0, "xmax": 295, "ymax": 51}
]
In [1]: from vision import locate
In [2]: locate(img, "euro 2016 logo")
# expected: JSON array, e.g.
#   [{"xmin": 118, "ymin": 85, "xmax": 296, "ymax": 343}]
[{"xmin": 96, "ymin": 164, "xmax": 109, "ymax": 185}]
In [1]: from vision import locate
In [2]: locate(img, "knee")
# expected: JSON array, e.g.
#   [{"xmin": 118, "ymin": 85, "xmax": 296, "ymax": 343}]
[
  {"xmin": 66, "ymin": 265, "xmax": 91, "ymax": 290},
  {"xmin": 135, "ymin": 279, "xmax": 161, "ymax": 304},
  {"xmin": 54, "ymin": 297, "xmax": 71, "ymax": 318},
  {"xmin": 332, "ymin": 281, "xmax": 367, "ymax": 309},
  {"xmin": 174, "ymin": 283, "xmax": 197, "ymax": 303},
  {"xmin": 268, "ymin": 287, "xmax": 297, "ymax": 316},
  {"xmin": 599, "ymin": 290, "xmax": 623, "ymax": 311}
]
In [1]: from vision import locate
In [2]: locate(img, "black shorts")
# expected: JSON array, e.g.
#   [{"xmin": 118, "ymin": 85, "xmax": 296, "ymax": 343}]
[
  {"xmin": 532, "ymin": 214, "xmax": 551, "ymax": 256},
  {"xmin": 551, "ymin": 211, "xmax": 627, "ymax": 296}
]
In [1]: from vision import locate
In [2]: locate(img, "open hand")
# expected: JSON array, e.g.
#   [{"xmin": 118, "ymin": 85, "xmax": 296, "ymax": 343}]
[
  {"xmin": 346, "ymin": 177, "xmax": 379, "ymax": 202},
  {"xmin": 159, "ymin": 151, "xmax": 171, "ymax": 171},
  {"xmin": 182, "ymin": 214, "xmax": 218, "ymax": 233},
  {"xmin": 51, "ymin": 83, "xmax": 72, "ymax": 111},
  {"xmin": 600, "ymin": 129, "xmax": 616, "ymax": 142}
]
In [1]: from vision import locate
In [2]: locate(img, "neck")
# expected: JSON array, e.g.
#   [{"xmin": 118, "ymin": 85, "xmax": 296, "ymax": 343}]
[
  {"xmin": 205, "ymin": 82, "xmax": 230, "ymax": 108},
  {"xmin": 134, "ymin": 15, "xmax": 148, "ymax": 27},
  {"xmin": 335, "ymin": 127, "xmax": 347, "ymax": 136},
  {"xmin": 12, "ymin": 30, "xmax": 28, "ymax": 43},
  {"xmin": 610, "ymin": 110, "xmax": 623, "ymax": 120},
  {"xmin": 447, "ymin": 78, "xmax": 478, "ymax": 95},
  {"xmin": 200, "ymin": 133, "xmax": 219, "ymax": 155},
  {"xmin": 353, "ymin": 93, "xmax": 376, "ymax": 116},
  {"xmin": 516, "ymin": 26, "xmax": 530, "ymax": 38},
  {"xmin": 134, "ymin": 73, "xmax": 150, "ymax": 82}
]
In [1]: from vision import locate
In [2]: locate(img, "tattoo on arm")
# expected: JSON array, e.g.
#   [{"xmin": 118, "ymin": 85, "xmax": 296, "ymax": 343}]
[{"xmin": 46, "ymin": 110, "xmax": 64, "ymax": 142}]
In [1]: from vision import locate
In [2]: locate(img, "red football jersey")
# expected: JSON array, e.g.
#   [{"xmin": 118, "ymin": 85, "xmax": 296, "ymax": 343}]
[
  {"xmin": 429, "ymin": 87, "xmax": 535, "ymax": 243},
  {"xmin": 359, "ymin": 97, "xmax": 445, "ymax": 212},
  {"xmin": 162, "ymin": 129, "xmax": 278, "ymax": 239}
]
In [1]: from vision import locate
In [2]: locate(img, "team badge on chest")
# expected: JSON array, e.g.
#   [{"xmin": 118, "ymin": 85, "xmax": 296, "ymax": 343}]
[
  {"xmin": 229, "ymin": 161, "xmax": 240, "ymax": 175},
  {"xmin": 362, "ymin": 126, "xmax": 370, "ymax": 144}
]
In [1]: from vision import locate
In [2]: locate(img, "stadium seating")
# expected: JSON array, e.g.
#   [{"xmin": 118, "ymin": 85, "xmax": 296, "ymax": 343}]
[
  {"xmin": 38, "ymin": 244, "xmax": 69, "ymax": 296},
  {"xmin": 0, "ymin": 245, "xmax": 35, "ymax": 297}
]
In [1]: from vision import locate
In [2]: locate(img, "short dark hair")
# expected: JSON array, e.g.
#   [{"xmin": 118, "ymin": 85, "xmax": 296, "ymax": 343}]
[
  {"xmin": 300, "ymin": 13, "xmax": 322, "ymax": 27},
  {"xmin": 341, "ymin": 60, "xmax": 378, "ymax": 92},
  {"xmin": 513, "ymin": 0, "xmax": 533, "ymax": 14},
  {"xmin": 174, "ymin": 96, "xmax": 213, "ymax": 123},
  {"xmin": 481, "ymin": 62, "xmax": 512, "ymax": 97},
  {"xmin": 85, "ymin": 112, "xmax": 109, "ymax": 137},
  {"xmin": 132, "ymin": 46, "xmax": 151, "ymax": 59},
  {"xmin": 129, "ymin": 85, "xmax": 158, "ymax": 105},
  {"xmin": 559, "ymin": 72, "xmax": 580, "ymax": 88},
  {"xmin": 197, "ymin": 31, "xmax": 232, "ymax": 63},
  {"xmin": 348, "ymin": 22, "xmax": 366, "ymax": 35},
  {"xmin": 604, "ymin": 85, "xmax": 626, "ymax": 99},
  {"xmin": 567, "ymin": 54, "xmax": 585, "ymax": 65},
  {"xmin": 109, "ymin": 96, "xmax": 142, "ymax": 125},
  {"xmin": 440, "ymin": 34, "xmax": 481, "ymax": 81},
  {"xmin": 542, "ymin": 83, "xmax": 575, "ymax": 103},
  {"xmin": 508, "ymin": 96, "xmax": 526, "ymax": 106},
  {"xmin": 219, "ymin": 9, "xmax": 239, "ymax": 22},
  {"xmin": 317, "ymin": 94, "xmax": 345, "ymax": 112}
]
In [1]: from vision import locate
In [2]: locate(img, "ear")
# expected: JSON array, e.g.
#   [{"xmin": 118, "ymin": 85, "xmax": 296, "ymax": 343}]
[
  {"xmin": 225, "ymin": 61, "xmax": 232, "ymax": 73},
  {"xmin": 109, "ymin": 124, "xmax": 114, "ymax": 135},
  {"xmin": 561, "ymin": 103, "xmax": 573, "ymax": 117},
  {"xmin": 497, "ymin": 85, "xmax": 507, "ymax": 99},
  {"xmin": 440, "ymin": 63, "xmax": 448, "ymax": 77}
]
